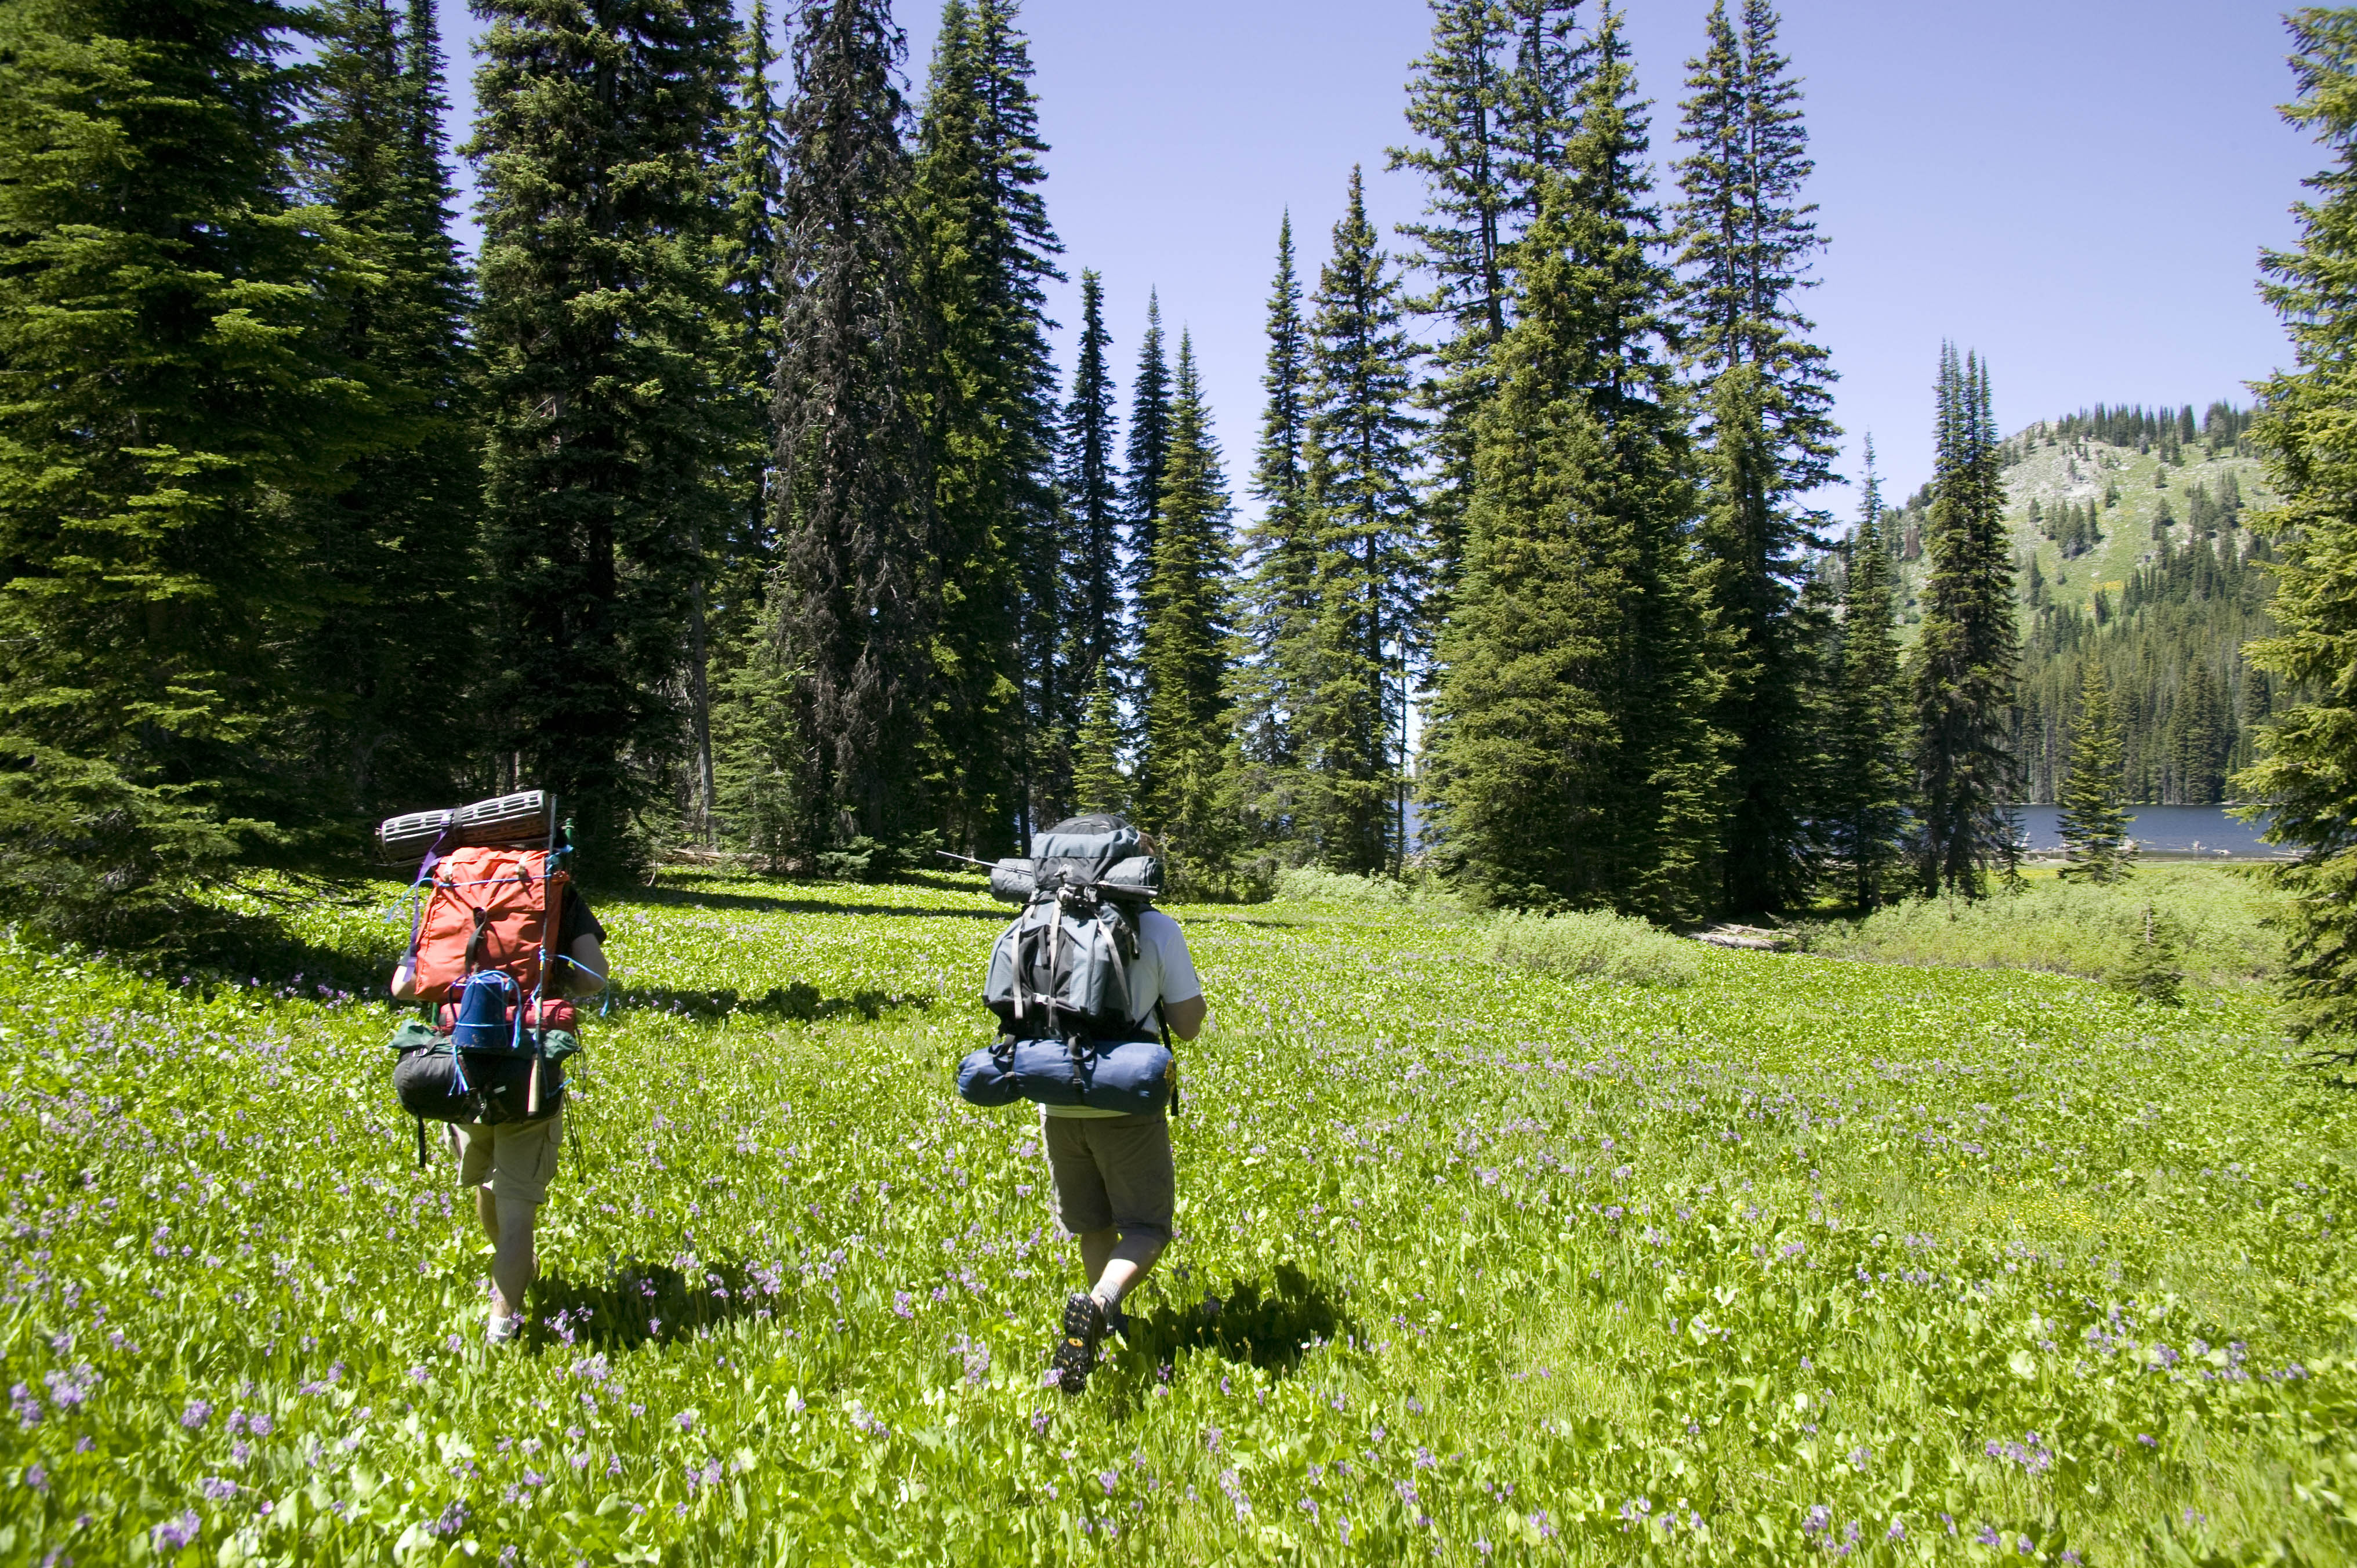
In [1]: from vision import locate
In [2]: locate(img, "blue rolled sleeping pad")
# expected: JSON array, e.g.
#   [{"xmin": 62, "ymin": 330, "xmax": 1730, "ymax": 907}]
[{"xmin": 958, "ymin": 1034, "xmax": 1176, "ymax": 1116}]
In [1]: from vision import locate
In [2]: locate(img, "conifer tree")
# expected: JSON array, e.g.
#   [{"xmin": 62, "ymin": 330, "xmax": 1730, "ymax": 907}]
[
  {"xmin": 1136, "ymin": 334, "xmax": 1238, "ymax": 883},
  {"xmin": 1123, "ymin": 292, "xmax": 1173, "ymax": 666},
  {"xmin": 1070, "ymin": 667, "xmax": 1127, "ymax": 816},
  {"xmin": 1424, "ymin": 8, "xmax": 1725, "ymax": 920},
  {"xmin": 2232, "ymin": 9, "xmax": 2357, "ymax": 1040},
  {"xmin": 759, "ymin": 0, "xmax": 937, "ymax": 855},
  {"xmin": 1057, "ymin": 269, "xmax": 1122, "ymax": 773},
  {"xmin": 1234, "ymin": 216, "xmax": 1315, "ymax": 842},
  {"xmin": 1673, "ymin": 0, "xmax": 1839, "ymax": 913},
  {"xmin": 915, "ymin": 0, "xmax": 1060, "ymax": 848},
  {"xmin": 298, "ymin": 0, "xmax": 482, "ymax": 824},
  {"xmin": 1910, "ymin": 344, "xmax": 2017, "ymax": 896},
  {"xmin": 0, "ymin": 0, "xmax": 380, "ymax": 919},
  {"xmin": 1302, "ymin": 169, "xmax": 1424, "ymax": 874},
  {"xmin": 1823, "ymin": 439, "xmax": 1908, "ymax": 910},
  {"xmin": 470, "ymin": 0, "xmax": 736, "ymax": 864},
  {"xmin": 2057, "ymin": 661, "xmax": 2133, "ymax": 883},
  {"xmin": 1390, "ymin": 1, "xmax": 1584, "ymax": 641},
  {"xmin": 696, "ymin": 0, "xmax": 788, "ymax": 843}
]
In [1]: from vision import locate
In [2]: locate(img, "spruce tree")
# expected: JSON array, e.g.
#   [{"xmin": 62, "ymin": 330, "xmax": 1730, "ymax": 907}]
[
  {"xmin": 470, "ymin": 0, "xmax": 736, "ymax": 865},
  {"xmin": 697, "ymin": 0, "xmax": 788, "ymax": 843},
  {"xmin": 1123, "ymin": 292, "xmax": 1173, "ymax": 671},
  {"xmin": 1302, "ymin": 168, "xmax": 1424, "ymax": 874},
  {"xmin": 297, "ymin": 0, "xmax": 482, "ymax": 826},
  {"xmin": 1823, "ymin": 439, "xmax": 1908, "ymax": 911},
  {"xmin": 1673, "ymin": 0, "xmax": 1839, "ymax": 914},
  {"xmin": 2232, "ymin": 9, "xmax": 2357, "ymax": 1040},
  {"xmin": 0, "ymin": 0, "xmax": 380, "ymax": 920},
  {"xmin": 762, "ymin": 0, "xmax": 937, "ymax": 855},
  {"xmin": 1136, "ymin": 333, "xmax": 1238, "ymax": 884},
  {"xmin": 1424, "ymin": 8, "xmax": 1725, "ymax": 920},
  {"xmin": 1070, "ymin": 667, "xmax": 1127, "ymax": 816},
  {"xmin": 1057, "ymin": 269, "xmax": 1122, "ymax": 776},
  {"xmin": 1234, "ymin": 215, "xmax": 1315, "ymax": 847},
  {"xmin": 915, "ymin": 0, "xmax": 1060, "ymax": 848},
  {"xmin": 1910, "ymin": 344, "xmax": 2017, "ymax": 896},
  {"xmin": 2057, "ymin": 660, "xmax": 2133, "ymax": 883}
]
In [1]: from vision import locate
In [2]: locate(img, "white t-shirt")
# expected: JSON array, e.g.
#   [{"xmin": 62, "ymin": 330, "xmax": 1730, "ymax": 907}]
[{"xmin": 1043, "ymin": 908, "xmax": 1200, "ymax": 1120}]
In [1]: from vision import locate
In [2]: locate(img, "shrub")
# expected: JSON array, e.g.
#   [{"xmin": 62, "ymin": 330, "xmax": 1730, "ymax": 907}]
[
  {"xmin": 1483, "ymin": 908, "xmax": 1700, "ymax": 988},
  {"xmin": 1271, "ymin": 866, "xmax": 1466, "ymax": 918}
]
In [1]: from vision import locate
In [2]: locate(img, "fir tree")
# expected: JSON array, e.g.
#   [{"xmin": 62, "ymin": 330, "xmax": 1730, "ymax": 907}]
[
  {"xmin": 1122, "ymin": 291, "xmax": 1173, "ymax": 672},
  {"xmin": 1302, "ymin": 168, "xmax": 1424, "ymax": 874},
  {"xmin": 1136, "ymin": 333, "xmax": 1238, "ymax": 884},
  {"xmin": 1673, "ymin": 0, "xmax": 1839, "ymax": 914},
  {"xmin": 1825, "ymin": 438, "xmax": 1908, "ymax": 910},
  {"xmin": 1069, "ymin": 667, "xmax": 1127, "ymax": 816},
  {"xmin": 2057, "ymin": 660, "xmax": 2133, "ymax": 883},
  {"xmin": 696, "ymin": 0, "xmax": 788, "ymax": 843},
  {"xmin": 0, "ymin": 0, "xmax": 380, "ymax": 920},
  {"xmin": 1910, "ymin": 344, "xmax": 2017, "ymax": 896},
  {"xmin": 915, "ymin": 0, "xmax": 1060, "ymax": 848},
  {"xmin": 470, "ymin": 0, "xmax": 736, "ymax": 865},
  {"xmin": 2232, "ymin": 9, "xmax": 2357, "ymax": 1041},
  {"xmin": 296, "ymin": 0, "xmax": 482, "ymax": 825},
  {"xmin": 1424, "ymin": 8, "xmax": 1725, "ymax": 921},
  {"xmin": 1057, "ymin": 268, "xmax": 1122, "ymax": 774},
  {"xmin": 1234, "ymin": 215, "xmax": 1315, "ymax": 846},
  {"xmin": 760, "ymin": 0, "xmax": 937, "ymax": 854}
]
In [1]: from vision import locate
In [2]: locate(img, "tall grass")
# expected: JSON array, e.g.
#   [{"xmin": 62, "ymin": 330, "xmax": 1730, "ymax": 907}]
[
  {"xmin": 1482, "ymin": 907, "xmax": 1702, "ymax": 987},
  {"xmin": 1804, "ymin": 863, "xmax": 2280, "ymax": 985}
]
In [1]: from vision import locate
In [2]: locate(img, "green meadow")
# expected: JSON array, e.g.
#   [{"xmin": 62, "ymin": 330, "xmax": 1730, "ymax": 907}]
[{"xmin": 2, "ymin": 865, "xmax": 2354, "ymax": 1565}]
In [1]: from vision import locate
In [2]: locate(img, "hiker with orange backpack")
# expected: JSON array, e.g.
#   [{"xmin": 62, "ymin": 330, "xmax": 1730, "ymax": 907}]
[{"xmin": 382, "ymin": 794, "xmax": 608, "ymax": 1345}]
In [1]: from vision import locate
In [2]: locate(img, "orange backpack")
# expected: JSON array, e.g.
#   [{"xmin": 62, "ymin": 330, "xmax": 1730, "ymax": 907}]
[{"xmin": 409, "ymin": 845, "xmax": 568, "ymax": 1003}]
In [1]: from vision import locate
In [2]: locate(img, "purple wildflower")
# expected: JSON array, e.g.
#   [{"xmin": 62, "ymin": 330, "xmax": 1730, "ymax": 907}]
[{"xmin": 151, "ymin": 1512, "xmax": 201, "ymax": 1552}]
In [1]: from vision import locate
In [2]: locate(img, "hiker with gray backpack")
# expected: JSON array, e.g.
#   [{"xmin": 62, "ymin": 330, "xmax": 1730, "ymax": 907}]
[{"xmin": 955, "ymin": 815, "xmax": 1206, "ymax": 1395}]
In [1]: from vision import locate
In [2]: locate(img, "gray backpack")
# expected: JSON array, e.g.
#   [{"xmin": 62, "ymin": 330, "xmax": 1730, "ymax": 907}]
[{"xmin": 984, "ymin": 816, "xmax": 1165, "ymax": 1041}]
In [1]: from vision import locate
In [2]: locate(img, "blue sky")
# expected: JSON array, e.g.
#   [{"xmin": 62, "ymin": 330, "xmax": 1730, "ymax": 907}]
[{"xmin": 436, "ymin": 0, "xmax": 2316, "ymax": 522}]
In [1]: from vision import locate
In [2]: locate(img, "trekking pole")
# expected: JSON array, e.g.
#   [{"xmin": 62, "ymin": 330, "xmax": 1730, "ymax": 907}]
[
  {"xmin": 933, "ymin": 850, "xmax": 994, "ymax": 867},
  {"xmin": 526, "ymin": 794, "xmax": 557, "ymax": 1118}
]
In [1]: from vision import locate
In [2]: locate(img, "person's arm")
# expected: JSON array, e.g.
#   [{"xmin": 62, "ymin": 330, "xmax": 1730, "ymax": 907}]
[
  {"xmin": 1164, "ymin": 992, "xmax": 1206, "ymax": 1041},
  {"xmin": 563, "ymin": 934, "xmax": 608, "ymax": 997},
  {"xmin": 390, "ymin": 953, "xmax": 418, "ymax": 1001}
]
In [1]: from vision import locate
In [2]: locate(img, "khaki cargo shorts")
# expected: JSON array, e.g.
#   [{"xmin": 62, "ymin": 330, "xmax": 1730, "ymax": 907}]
[
  {"xmin": 1043, "ymin": 1111, "xmax": 1174, "ymax": 1241},
  {"xmin": 452, "ymin": 1114, "xmax": 563, "ymax": 1208}
]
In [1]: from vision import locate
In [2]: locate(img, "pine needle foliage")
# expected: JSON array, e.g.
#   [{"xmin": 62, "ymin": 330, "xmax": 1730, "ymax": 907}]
[
  {"xmin": 1824, "ymin": 440, "xmax": 1908, "ymax": 911},
  {"xmin": 1136, "ymin": 334, "xmax": 1238, "ymax": 885},
  {"xmin": 1672, "ymin": 0, "xmax": 1839, "ymax": 915},
  {"xmin": 0, "ymin": 0, "xmax": 381, "ymax": 923},
  {"xmin": 1425, "ymin": 9, "xmax": 1725, "ymax": 922},
  {"xmin": 2233, "ymin": 8, "xmax": 2357, "ymax": 1044},
  {"xmin": 1057, "ymin": 269, "xmax": 1122, "ymax": 778},
  {"xmin": 1301, "ymin": 168, "xmax": 1424, "ymax": 875},
  {"xmin": 764, "ymin": 0, "xmax": 938, "ymax": 855},
  {"xmin": 2058, "ymin": 661, "xmax": 2134, "ymax": 884},
  {"xmin": 469, "ymin": 0, "xmax": 736, "ymax": 868},
  {"xmin": 914, "ymin": 0, "xmax": 1060, "ymax": 850},
  {"xmin": 1910, "ymin": 344, "xmax": 2017, "ymax": 898}
]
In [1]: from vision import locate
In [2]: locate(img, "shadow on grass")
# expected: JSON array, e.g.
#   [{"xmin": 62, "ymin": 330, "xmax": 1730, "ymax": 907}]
[
  {"xmin": 610, "ymin": 981, "xmax": 940, "ymax": 1022},
  {"xmin": 1121, "ymin": 1263, "xmax": 1356, "ymax": 1377},
  {"xmin": 607, "ymin": 881, "xmax": 1005, "ymax": 921},
  {"xmin": 525, "ymin": 1256, "xmax": 782, "ymax": 1354}
]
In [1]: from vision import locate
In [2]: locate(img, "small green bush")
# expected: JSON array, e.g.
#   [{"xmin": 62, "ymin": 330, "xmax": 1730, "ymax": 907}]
[
  {"xmin": 1271, "ymin": 865, "xmax": 1466, "ymax": 917},
  {"xmin": 1483, "ymin": 907, "xmax": 1701, "ymax": 987}
]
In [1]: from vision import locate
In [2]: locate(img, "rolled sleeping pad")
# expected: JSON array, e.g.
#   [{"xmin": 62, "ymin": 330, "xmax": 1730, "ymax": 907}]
[
  {"xmin": 377, "ymin": 808, "xmax": 456, "ymax": 862},
  {"xmin": 956, "ymin": 1035, "xmax": 1175, "ymax": 1116},
  {"xmin": 1098, "ymin": 855, "xmax": 1163, "ymax": 904},
  {"xmin": 988, "ymin": 858, "xmax": 1035, "ymax": 903},
  {"xmin": 451, "ymin": 790, "xmax": 553, "ymax": 847}
]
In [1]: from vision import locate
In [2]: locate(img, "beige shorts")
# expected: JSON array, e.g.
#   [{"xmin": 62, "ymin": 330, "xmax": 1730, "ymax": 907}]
[
  {"xmin": 454, "ymin": 1115, "xmax": 563, "ymax": 1208},
  {"xmin": 1043, "ymin": 1112, "xmax": 1174, "ymax": 1241}
]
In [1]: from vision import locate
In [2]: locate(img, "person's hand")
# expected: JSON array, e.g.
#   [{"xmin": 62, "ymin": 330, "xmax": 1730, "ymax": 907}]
[{"xmin": 390, "ymin": 956, "xmax": 418, "ymax": 1001}]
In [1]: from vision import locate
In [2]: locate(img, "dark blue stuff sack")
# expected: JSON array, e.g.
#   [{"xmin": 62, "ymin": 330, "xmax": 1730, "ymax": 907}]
[{"xmin": 957, "ymin": 1036, "xmax": 1176, "ymax": 1116}]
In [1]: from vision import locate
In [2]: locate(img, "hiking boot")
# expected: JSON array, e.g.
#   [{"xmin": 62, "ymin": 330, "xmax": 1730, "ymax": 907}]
[
  {"xmin": 485, "ymin": 1312, "xmax": 524, "ymax": 1346},
  {"xmin": 1051, "ymin": 1292, "xmax": 1107, "ymax": 1396}
]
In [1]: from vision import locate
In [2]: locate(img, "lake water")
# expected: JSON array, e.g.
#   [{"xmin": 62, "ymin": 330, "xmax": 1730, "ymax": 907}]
[{"xmin": 2015, "ymin": 804, "xmax": 2278, "ymax": 858}]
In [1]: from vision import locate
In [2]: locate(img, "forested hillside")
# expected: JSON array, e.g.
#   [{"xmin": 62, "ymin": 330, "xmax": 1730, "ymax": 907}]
[{"xmin": 1879, "ymin": 402, "xmax": 2275, "ymax": 805}]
